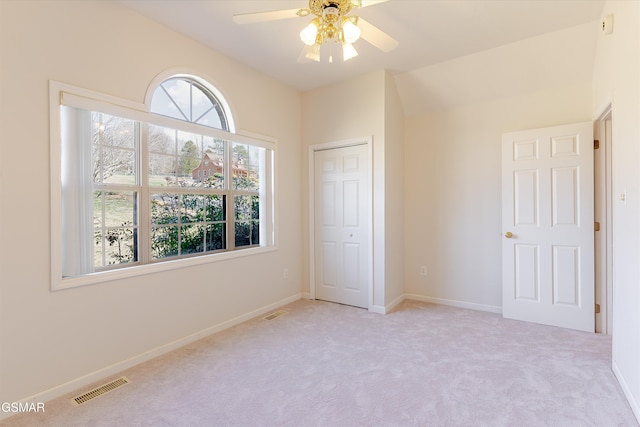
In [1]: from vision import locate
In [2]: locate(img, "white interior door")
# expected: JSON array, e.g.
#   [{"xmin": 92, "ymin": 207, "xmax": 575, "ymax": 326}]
[
  {"xmin": 502, "ymin": 122, "xmax": 594, "ymax": 332},
  {"xmin": 314, "ymin": 143, "xmax": 370, "ymax": 309}
]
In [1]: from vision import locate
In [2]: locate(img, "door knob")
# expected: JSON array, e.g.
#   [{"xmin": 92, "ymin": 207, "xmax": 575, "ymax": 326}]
[{"xmin": 505, "ymin": 232, "xmax": 513, "ymax": 238}]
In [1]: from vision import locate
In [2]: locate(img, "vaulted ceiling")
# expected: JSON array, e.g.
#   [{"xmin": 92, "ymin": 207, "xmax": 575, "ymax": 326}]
[{"xmin": 119, "ymin": 0, "xmax": 604, "ymax": 115}]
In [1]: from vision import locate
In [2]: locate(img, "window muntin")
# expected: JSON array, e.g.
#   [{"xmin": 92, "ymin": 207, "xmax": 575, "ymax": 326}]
[
  {"xmin": 91, "ymin": 112, "xmax": 140, "ymax": 269},
  {"xmin": 54, "ymin": 78, "xmax": 274, "ymax": 287},
  {"xmin": 148, "ymin": 124, "xmax": 225, "ymax": 189},
  {"xmin": 93, "ymin": 190, "xmax": 138, "ymax": 268},
  {"xmin": 150, "ymin": 192, "xmax": 227, "ymax": 259},
  {"xmin": 234, "ymin": 195, "xmax": 260, "ymax": 248}
]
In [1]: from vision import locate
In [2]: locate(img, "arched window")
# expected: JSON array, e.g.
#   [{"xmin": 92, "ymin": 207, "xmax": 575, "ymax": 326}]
[{"xmin": 150, "ymin": 76, "xmax": 231, "ymax": 131}]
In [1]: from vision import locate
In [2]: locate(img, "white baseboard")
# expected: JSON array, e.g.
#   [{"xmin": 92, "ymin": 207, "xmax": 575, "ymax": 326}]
[
  {"xmin": 613, "ymin": 360, "xmax": 640, "ymax": 424},
  {"xmin": 301, "ymin": 292, "xmax": 312, "ymax": 299},
  {"xmin": 1, "ymin": 293, "xmax": 302, "ymax": 420},
  {"xmin": 374, "ymin": 293, "xmax": 500, "ymax": 315},
  {"xmin": 385, "ymin": 294, "xmax": 406, "ymax": 313},
  {"xmin": 405, "ymin": 293, "xmax": 502, "ymax": 314},
  {"xmin": 370, "ymin": 305, "xmax": 385, "ymax": 314},
  {"xmin": 370, "ymin": 294, "xmax": 406, "ymax": 314}
]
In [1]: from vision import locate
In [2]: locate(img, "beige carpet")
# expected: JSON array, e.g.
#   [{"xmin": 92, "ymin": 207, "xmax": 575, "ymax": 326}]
[{"xmin": 3, "ymin": 299, "xmax": 638, "ymax": 426}]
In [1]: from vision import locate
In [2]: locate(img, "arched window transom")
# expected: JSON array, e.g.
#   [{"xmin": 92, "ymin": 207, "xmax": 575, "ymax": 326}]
[{"xmin": 151, "ymin": 76, "xmax": 229, "ymax": 131}]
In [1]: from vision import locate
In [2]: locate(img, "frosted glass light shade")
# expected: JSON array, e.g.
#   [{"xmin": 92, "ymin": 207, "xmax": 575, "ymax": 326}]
[
  {"xmin": 300, "ymin": 21, "xmax": 319, "ymax": 46},
  {"xmin": 305, "ymin": 43, "xmax": 321, "ymax": 62},
  {"xmin": 342, "ymin": 42, "xmax": 358, "ymax": 61},
  {"xmin": 342, "ymin": 20, "xmax": 361, "ymax": 44}
]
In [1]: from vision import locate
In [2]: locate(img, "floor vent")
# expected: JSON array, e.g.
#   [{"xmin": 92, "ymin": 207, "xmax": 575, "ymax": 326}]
[
  {"xmin": 263, "ymin": 310, "xmax": 288, "ymax": 320},
  {"xmin": 72, "ymin": 376, "xmax": 130, "ymax": 405}
]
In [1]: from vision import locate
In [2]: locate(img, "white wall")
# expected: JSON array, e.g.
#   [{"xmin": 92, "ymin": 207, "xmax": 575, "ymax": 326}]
[
  {"xmin": 302, "ymin": 70, "xmax": 405, "ymax": 312},
  {"xmin": 404, "ymin": 83, "xmax": 592, "ymax": 310},
  {"xmin": 0, "ymin": 1, "xmax": 302, "ymax": 403},
  {"xmin": 384, "ymin": 71, "xmax": 405, "ymax": 306},
  {"xmin": 402, "ymin": 23, "xmax": 596, "ymax": 311},
  {"xmin": 592, "ymin": 1, "xmax": 640, "ymax": 419}
]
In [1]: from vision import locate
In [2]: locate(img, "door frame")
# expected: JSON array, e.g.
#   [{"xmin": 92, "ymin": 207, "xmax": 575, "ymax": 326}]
[
  {"xmin": 594, "ymin": 105, "xmax": 613, "ymax": 334},
  {"xmin": 308, "ymin": 136, "xmax": 374, "ymax": 311}
]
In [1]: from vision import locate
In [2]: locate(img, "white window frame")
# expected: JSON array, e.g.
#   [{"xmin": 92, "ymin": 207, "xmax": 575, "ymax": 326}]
[{"xmin": 49, "ymin": 80, "xmax": 276, "ymax": 290}]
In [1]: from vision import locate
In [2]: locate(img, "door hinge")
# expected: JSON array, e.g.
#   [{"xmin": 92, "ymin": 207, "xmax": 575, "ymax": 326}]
[
  {"xmin": 595, "ymin": 303, "xmax": 601, "ymax": 314},
  {"xmin": 595, "ymin": 221, "xmax": 601, "ymax": 232},
  {"xmin": 594, "ymin": 139, "xmax": 600, "ymax": 149}
]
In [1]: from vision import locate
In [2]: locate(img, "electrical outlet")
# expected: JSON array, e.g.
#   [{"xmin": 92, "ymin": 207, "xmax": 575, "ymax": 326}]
[
  {"xmin": 283, "ymin": 268, "xmax": 289, "ymax": 279},
  {"xmin": 420, "ymin": 266, "xmax": 427, "ymax": 276}
]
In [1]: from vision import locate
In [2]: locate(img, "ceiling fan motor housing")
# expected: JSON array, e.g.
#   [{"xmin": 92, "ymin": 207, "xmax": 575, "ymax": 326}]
[{"xmin": 309, "ymin": 0, "xmax": 358, "ymax": 18}]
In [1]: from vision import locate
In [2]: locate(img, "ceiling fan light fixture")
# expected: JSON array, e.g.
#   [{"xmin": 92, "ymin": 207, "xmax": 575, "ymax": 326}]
[
  {"xmin": 298, "ymin": 0, "xmax": 363, "ymax": 62},
  {"xmin": 300, "ymin": 19, "xmax": 319, "ymax": 45},
  {"xmin": 234, "ymin": 0, "xmax": 397, "ymax": 63},
  {"xmin": 342, "ymin": 42, "xmax": 358, "ymax": 61}
]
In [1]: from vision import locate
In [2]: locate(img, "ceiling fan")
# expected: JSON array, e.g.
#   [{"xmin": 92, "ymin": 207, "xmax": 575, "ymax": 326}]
[{"xmin": 232, "ymin": 0, "xmax": 398, "ymax": 63}]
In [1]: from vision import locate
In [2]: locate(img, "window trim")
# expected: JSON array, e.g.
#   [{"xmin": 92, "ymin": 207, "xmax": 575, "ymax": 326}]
[{"xmin": 49, "ymin": 80, "xmax": 276, "ymax": 291}]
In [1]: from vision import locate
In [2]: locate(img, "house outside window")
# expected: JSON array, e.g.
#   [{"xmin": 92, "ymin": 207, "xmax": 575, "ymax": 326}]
[{"xmin": 51, "ymin": 75, "xmax": 275, "ymax": 289}]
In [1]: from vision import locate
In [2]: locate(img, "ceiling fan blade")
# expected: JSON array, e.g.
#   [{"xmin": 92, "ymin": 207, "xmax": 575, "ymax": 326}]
[
  {"xmin": 232, "ymin": 8, "xmax": 303, "ymax": 25},
  {"xmin": 360, "ymin": 0, "xmax": 389, "ymax": 7},
  {"xmin": 357, "ymin": 17, "xmax": 398, "ymax": 52}
]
